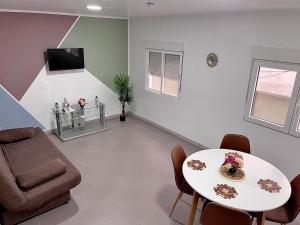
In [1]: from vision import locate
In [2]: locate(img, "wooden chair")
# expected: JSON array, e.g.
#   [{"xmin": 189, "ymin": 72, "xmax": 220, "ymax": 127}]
[
  {"xmin": 253, "ymin": 174, "xmax": 300, "ymax": 225},
  {"xmin": 169, "ymin": 144, "xmax": 195, "ymax": 217},
  {"xmin": 220, "ymin": 134, "xmax": 251, "ymax": 154},
  {"xmin": 200, "ymin": 202, "xmax": 252, "ymax": 225}
]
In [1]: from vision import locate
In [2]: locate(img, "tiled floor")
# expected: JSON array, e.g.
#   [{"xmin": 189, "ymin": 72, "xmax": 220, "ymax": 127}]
[{"xmin": 20, "ymin": 116, "xmax": 299, "ymax": 225}]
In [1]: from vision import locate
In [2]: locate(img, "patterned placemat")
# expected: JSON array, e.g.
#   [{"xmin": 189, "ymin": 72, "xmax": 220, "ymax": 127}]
[
  {"xmin": 187, "ymin": 159, "xmax": 206, "ymax": 171},
  {"xmin": 214, "ymin": 184, "xmax": 238, "ymax": 199},
  {"xmin": 258, "ymin": 179, "xmax": 281, "ymax": 193}
]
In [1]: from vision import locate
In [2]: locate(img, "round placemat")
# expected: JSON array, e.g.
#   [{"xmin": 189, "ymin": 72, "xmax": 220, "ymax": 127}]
[{"xmin": 219, "ymin": 166, "xmax": 245, "ymax": 182}]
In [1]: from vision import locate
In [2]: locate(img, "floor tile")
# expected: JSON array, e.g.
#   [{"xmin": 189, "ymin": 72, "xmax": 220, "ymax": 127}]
[{"xmin": 19, "ymin": 116, "xmax": 299, "ymax": 225}]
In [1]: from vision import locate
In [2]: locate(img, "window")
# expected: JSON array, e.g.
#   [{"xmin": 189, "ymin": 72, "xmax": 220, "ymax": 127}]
[
  {"xmin": 244, "ymin": 59, "xmax": 300, "ymax": 136},
  {"xmin": 146, "ymin": 49, "xmax": 183, "ymax": 97},
  {"xmin": 148, "ymin": 51, "xmax": 162, "ymax": 92}
]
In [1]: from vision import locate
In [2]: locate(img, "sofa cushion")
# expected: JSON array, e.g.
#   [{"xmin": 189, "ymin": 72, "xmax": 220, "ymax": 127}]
[
  {"xmin": 3, "ymin": 128, "xmax": 60, "ymax": 175},
  {"xmin": 0, "ymin": 147, "xmax": 27, "ymax": 212},
  {"xmin": 0, "ymin": 127, "xmax": 35, "ymax": 144},
  {"xmin": 16, "ymin": 158, "xmax": 66, "ymax": 190}
]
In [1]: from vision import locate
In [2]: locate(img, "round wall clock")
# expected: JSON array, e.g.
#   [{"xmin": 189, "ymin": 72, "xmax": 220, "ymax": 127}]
[{"xmin": 206, "ymin": 53, "xmax": 218, "ymax": 67}]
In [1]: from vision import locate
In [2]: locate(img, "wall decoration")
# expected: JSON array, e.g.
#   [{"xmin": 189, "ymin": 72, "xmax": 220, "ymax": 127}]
[
  {"xmin": 0, "ymin": 86, "xmax": 44, "ymax": 129},
  {"xmin": 61, "ymin": 17, "xmax": 128, "ymax": 90},
  {"xmin": 0, "ymin": 12, "xmax": 128, "ymax": 130},
  {"xmin": 0, "ymin": 12, "xmax": 77, "ymax": 100},
  {"xmin": 206, "ymin": 53, "xmax": 218, "ymax": 67}
]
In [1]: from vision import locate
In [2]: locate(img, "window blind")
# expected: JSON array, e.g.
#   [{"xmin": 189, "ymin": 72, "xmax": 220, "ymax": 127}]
[
  {"xmin": 164, "ymin": 54, "xmax": 180, "ymax": 80},
  {"xmin": 149, "ymin": 52, "xmax": 162, "ymax": 77}
]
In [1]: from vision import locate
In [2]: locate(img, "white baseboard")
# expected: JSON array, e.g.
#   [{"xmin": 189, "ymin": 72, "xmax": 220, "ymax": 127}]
[
  {"xmin": 46, "ymin": 111, "xmax": 207, "ymax": 149},
  {"xmin": 129, "ymin": 113, "xmax": 207, "ymax": 149},
  {"xmin": 44, "ymin": 113, "xmax": 122, "ymax": 134}
]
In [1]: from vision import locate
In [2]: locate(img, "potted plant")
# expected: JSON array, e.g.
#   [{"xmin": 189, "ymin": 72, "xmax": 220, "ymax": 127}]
[
  {"xmin": 222, "ymin": 152, "xmax": 244, "ymax": 175},
  {"xmin": 113, "ymin": 73, "xmax": 134, "ymax": 121}
]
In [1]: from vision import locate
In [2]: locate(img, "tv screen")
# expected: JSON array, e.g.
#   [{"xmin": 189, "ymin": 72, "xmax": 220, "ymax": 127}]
[{"xmin": 47, "ymin": 48, "xmax": 84, "ymax": 71}]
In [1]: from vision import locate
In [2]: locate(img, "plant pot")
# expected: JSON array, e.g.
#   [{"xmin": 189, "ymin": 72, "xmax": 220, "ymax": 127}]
[{"xmin": 120, "ymin": 114, "xmax": 126, "ymax": 121}]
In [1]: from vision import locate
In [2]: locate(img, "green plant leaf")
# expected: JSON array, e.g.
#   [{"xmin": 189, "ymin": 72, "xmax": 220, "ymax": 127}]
[{"xmin": 113, "ymin": 73, "xmax": 134, "ymax": 105}]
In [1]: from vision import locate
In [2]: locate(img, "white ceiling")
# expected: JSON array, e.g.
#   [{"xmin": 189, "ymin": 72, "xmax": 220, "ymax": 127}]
[{"xmin": 1, "ymin": 0, "xmax": 300, "ymax": 18}]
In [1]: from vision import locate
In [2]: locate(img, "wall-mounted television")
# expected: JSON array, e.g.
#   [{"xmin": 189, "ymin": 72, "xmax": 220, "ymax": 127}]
[{"xmin": 47, "ymin": 48, "xmax": 85, "ymax": 71}]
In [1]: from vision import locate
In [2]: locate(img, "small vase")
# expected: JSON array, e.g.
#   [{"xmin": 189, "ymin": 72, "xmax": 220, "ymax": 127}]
[
  {"xmin": 228, "ymin": 166, "xmax": 237, "ymax": 175},
  {"xmin": 80, "ymin": 105, "xmax": 85, "ymax": 110}
]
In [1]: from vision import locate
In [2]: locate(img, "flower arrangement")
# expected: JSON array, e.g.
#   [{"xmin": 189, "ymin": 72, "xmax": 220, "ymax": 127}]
[
  {"xmin": 222, "ymin": 152, "xmax": 244, "ymax": 174},
  {"xmin": 78, "ymin": 98, "xmax": 86, "ymax": 109}
]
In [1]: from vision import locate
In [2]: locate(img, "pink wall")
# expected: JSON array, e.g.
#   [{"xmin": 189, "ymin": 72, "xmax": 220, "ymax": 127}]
[{"xmin": 0, "ymin": 12, "xmax": 77, "ymax": 100}]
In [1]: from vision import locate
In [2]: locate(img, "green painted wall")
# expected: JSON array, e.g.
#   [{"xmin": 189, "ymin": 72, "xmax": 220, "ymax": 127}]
[{"xmin": 61, "ymin": 17, "xmax": 128, "ymax": 90}]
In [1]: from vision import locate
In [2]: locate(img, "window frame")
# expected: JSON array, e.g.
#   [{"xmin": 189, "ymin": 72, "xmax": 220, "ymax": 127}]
[
  {"xmin": 289, "ymin": 91, "xmax": 300, "ymax": 137},
  {"xmin": 244, "ymin": 59, "xmax": 300, "ymax": 134},
  {"xmin": 145, "ymin": 48, "xmax": 183, "ymax": 98}
]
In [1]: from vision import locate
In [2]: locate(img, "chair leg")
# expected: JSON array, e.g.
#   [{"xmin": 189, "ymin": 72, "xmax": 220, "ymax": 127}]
[{"xmin": 169, "ymin": 191, "xmax": 183, "ymax": 218}]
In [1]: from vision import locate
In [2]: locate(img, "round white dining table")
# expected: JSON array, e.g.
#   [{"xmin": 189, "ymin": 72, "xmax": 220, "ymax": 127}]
[{"xmin": 182, "ymin": 149, "xmax": 291, "ymax": 225}]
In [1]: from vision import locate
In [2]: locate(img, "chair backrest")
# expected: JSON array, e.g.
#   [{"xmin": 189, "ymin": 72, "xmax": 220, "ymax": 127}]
[
  {"xmin": 171, "ymin": 144, "xmax": 187, "ymax": 190},
  {"xmin": 200, "ymin": 202, "xmax": 252, "ymax": 225},
  {"xmin": 286, "ymin": 174, "xmax": 300, "ymax": 222},
  {"xmin": 220, "ymin": 134, "xmax": 251, "ymax": 154}
]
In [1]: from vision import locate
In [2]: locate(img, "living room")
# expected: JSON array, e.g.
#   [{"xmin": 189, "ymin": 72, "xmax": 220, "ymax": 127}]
[{"xmin": 0, "ymin": 1, "xmax": 300, "ymax": 225}]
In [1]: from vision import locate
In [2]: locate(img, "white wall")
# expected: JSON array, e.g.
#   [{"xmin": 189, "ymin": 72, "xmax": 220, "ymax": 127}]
[
  {"xmin": 20, "ymin": 66, "xmax": 121, "ymax": 130},
  {"xmin": 129, "ymin": 10, "xmax": 300, "ymax": 179}
]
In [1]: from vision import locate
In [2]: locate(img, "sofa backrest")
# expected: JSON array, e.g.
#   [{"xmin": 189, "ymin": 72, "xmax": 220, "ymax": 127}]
[{"xmin": 0, "ymin": 146, "xmax": 27, "ymax": 212}]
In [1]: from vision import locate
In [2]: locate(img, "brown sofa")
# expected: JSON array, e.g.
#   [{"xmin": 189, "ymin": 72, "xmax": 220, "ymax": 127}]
[{"xmin": 0, "ymin": 127, "xmax": 81, "ymax": 225}]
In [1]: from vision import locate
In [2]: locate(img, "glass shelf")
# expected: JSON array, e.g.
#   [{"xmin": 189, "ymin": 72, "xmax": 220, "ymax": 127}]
[
  {"xmin": 53, "ymin": 103, "xmax": 103, "ymax": 114},
  {"xmin": 52, "ymin": 102, "xmax": 108, "ymax": 141}
]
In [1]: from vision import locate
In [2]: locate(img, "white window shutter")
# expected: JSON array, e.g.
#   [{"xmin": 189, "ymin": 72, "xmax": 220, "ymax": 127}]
[
  {"xmin": 149, "ymin": 52, "xmax": 162, "ymax": 77},
  {"xmin": 164, "ymin": 54, "xmax": 180, "ymax": 80}
]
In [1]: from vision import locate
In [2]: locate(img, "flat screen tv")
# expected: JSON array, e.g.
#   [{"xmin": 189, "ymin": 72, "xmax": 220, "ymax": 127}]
[{"xmin": 47, "ymin": 48, "xmax": 84, "ymax": 71}]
